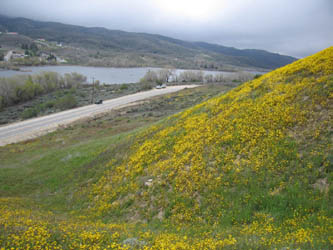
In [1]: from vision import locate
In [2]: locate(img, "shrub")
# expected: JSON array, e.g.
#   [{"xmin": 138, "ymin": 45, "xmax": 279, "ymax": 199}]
[
  {"xmin": 120, "ymin": 84, "xmax": 129, "ymax": 90},
  {"xmin": 139, "ymin": 82, "xmax": 153, "ymax": 91},
  {"xmin": 21, "ymin": 107, "xmax": 38, "ymax": 119},
  {"xmin": 55, "ymin": 94, "xmax": 77, "ymax": 110},
  {"xmin": 40, "ymin": 101, "xmax": 55, "ymax": 110}
]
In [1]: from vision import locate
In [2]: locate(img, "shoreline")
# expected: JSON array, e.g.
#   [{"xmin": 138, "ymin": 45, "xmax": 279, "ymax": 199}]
[{"xmin": 0, "ymin": 63, "xmax": 269, "ymax": 74}]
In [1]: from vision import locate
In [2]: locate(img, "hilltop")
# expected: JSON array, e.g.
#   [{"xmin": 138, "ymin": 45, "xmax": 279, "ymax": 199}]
[
  {"xmin": 88, "ymin": 47, "xmax": 333, "ymax": 247},
  {"xmin": 0, "ymin": 15, "xmax": 296, "ymax": 70},
  {"xmin": 0, "ymin": 48, "xmax": 332, "ymax": 249}
]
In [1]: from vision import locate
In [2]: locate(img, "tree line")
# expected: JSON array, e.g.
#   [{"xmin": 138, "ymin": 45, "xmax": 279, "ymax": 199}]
[
  {"xmin": 140, "ymin": 68, "xmax": 255, "ymax": 84},
  {"xmin": 0, "ymin": 72, "xmax": 86, "ymax": 110}
]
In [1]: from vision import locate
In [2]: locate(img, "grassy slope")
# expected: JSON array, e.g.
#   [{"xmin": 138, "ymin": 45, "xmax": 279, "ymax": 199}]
[
  {"xmin": 0, "ymin": 85, "xmax": 229, "ymax": 206},
  {"xmin": 87, "ymin": 47, "xmax": 333, "ymax": 248},
  {"xmin": 0, "ymin": 48, "xmax": 333, "ymax": 249}
]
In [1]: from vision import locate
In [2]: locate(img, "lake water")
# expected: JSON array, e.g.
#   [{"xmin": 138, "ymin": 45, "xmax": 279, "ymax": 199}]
[{"xmin": 0, "ymin": 65, "xmax": 259, "ymax": 84}]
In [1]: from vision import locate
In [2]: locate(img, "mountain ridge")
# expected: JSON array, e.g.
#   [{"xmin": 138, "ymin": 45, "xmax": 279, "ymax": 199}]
[{"xmin": 0, "ymin": 15, "xmax": 297, "ymax": 69}]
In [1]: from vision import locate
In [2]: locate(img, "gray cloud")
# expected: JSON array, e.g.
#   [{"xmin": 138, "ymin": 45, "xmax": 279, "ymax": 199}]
[{"xmin": 1, "ymin": 0, "xmax": 332, "ymax": 57}]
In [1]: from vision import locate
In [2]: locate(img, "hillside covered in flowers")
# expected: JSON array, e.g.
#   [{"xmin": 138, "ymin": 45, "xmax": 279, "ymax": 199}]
[{"xmin": 1, "ymin": 47, "xmax": 332, "ymax": 249}]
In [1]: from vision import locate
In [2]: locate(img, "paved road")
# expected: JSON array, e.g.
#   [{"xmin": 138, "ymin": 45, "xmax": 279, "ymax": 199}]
[{"xmin": 0, "ymin": 85, "xmax": 198, "ymax": 146}]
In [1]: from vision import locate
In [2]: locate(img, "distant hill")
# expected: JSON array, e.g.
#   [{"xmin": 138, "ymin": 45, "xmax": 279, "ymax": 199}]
[
  {"xmin": 0, "ymin": 33, "xmax": 33, "ymax": 48},
  {"xmin": 0, "ymin": 15, "xmax": 297, "ymax": 69}
]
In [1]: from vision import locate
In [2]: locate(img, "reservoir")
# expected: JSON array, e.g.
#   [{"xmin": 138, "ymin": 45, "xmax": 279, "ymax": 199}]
[{"xmin": 0, "ymin": 65, "xmax": 260, "ymax": 84}]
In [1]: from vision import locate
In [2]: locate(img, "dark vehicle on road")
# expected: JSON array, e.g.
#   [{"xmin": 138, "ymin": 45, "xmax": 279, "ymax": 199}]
[{"xmin": 95, "ymin": 99, "xmax": 103, "ymax": 104}]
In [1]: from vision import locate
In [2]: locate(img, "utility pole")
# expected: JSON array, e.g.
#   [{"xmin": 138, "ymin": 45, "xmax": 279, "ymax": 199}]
[{"xmin": 91, "ymin": 77, "xmax": 95, "ymax": 104}]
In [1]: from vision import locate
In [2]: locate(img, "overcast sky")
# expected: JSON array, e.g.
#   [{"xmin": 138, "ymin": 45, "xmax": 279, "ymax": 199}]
[{"xmin": 1, "ymin": 0, "xmax": 332, "ymax": 58}]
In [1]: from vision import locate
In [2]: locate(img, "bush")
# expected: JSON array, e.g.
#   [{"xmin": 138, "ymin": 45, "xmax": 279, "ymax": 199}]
[
  {"xmin": 55, "ymin": 94, "xmax": 77, "ymax": 110},
  {"xmin": 120, "ymin": 84, "xmax": 129, "ymax": 90},
  {"xmin": 139, "ymin": 82, "xmax": 153, "ymax": 91},
  {"xmin": 40, "ymin": 100, "xmax": 55, "ymax": 110},
  {"xmin": 21, "ymin": 107, "xmax": 38, "ymax": 119}
]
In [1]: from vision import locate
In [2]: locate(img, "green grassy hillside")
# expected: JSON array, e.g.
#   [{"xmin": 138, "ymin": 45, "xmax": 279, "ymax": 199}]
[{"xmin": 0, "ymin": 48, "xmax": 332, "ymax": 249}]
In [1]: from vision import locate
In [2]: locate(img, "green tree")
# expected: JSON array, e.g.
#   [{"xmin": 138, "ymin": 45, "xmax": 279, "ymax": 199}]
[
  {"xmin": 157, "ymin": 68, "xmax": 175, "ymax": 83},
  {"xmin": 22, "ymin": 77, "xmax": 43, "ymax": 101},
  {"xmin": 47, "ymin": 54, "xmax": 56, "ymax": 61},
  {"xmin": 29, "ymin": 43, "xmax": 38, "ymax": 56},
  {"xmin": 21, "ymin": 44, "xmax": 29, "ymax": 50},
  {"xmin": 140, "ymin": 70, "xmax": 158, "ymax": 83},
  {"xmin": 64, "ymin": 73, "xmax": 87, "ymax": 88}
]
